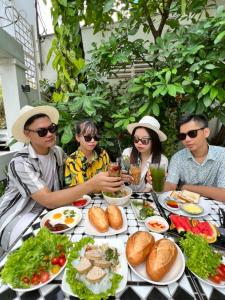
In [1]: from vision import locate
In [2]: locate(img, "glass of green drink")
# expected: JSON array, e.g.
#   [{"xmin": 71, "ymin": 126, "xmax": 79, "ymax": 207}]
[{"xmin": 149, "ymin": 163, "xmax": 165, "ymax": 193}]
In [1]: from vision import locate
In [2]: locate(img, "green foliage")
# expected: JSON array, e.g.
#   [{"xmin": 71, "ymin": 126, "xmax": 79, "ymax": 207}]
[
  {"xmin": 0, "ymin": 181, "xmax": 6, "ymax": 197},
  {"xmin": 45, "ymin": 0, "xmax": 221, "ymax": 158}
]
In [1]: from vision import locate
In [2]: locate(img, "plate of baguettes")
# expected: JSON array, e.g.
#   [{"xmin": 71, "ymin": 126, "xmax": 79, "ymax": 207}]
[{"xmin": 158, "ymin": 190, "xmax": 211, "ymax": 218}]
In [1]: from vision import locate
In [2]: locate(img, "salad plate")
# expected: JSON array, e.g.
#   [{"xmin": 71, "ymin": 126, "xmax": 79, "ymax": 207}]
[
  {"xmin": 158, "ymin": 191, "xmax": 211, "ymax": 218},
  {"xmin": 128, "ymin": 232, "xmax": 185, "ymax": 285},
  {"xmin": 41, "ymin": 206, "xmax": 82, "ymax": 233},
  {"xmin": 72, "ymin": 195, "xmax": 92, "ymax": 208},
  {"xmin": 61, "ymin": 238, "xmax": 128, "ymax": 298},
  {"xmin": 131, "ymin": 199, "xmax": 156, "ymax": 222},
  {"xmin": 84, "ymin": 206, "xmax": 127, "ymax": 236},
  {"xmin": 1, "ymin": 228, "xmax": 71, "ymax": 292}
]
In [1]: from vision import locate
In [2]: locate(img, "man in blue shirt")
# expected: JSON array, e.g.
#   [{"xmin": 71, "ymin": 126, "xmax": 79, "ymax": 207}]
[{"xmin": 164, "ymin": 114, "xmax": 225, "ymax": 202}]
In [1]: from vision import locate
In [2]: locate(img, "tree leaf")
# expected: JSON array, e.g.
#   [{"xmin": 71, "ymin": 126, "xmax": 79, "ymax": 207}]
[
  {"xmin": 78, "ymin": 83, "xmax": 86, "ymax": 94},
  {"xmin": 137, "ymin": 103, "xmax": 149, "ymax": 116},
  {"xmin": 128, "ymin": 85, "xmax": 143, "ymax": 93},
  {"xmin": 203, "ymin": 96, "xmax": 212, "ymax": 107},
  {"xmin": 167, "ymin": 84, "xmax": 177, "ymax": 97},
  {"xmin": 152, "ymin": 103, "xmax": 159, "ymax": 116},
  {"xmin": 61, "ymin": 125, "xmax": 73, "ymax": 145},
  {"xmin": 210, "ymin": 87, "xmax": 218, "ymax": 100},
  {"xmin": 165, "ymin": 71, "xmax": 171, "ymax": 83},
  {"xmin": 205, "ymin": 64, "xmax": 216, "ymax": 70},
  {"xmin": 201, "ymin": 85, "xmax": 211, "ymax": 95},
  {"xmin": 214, "ymin": 31, "xmax": 225, "ymax": 44},
  {"xmin": 58, "ymin": 0, "xmax": 67, "ymax": 7},
  {"xmin": 103, "ymin": 0, "xmax": 114, "ymax": 13}
]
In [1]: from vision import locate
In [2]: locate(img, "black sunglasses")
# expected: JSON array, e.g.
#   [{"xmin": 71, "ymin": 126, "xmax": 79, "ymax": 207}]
[
  {"xmin": 133, "ymin": 136, "xmax": 151, "ymax": 145},
  {"xmin": 83, "ymin": 135, "xmax": 100, "ymax": 142},
  {"xmin": 25, "ymin": 123, "xmax": 58, "ymax": 137},
  {"xmin": 177, "ymin": 127, "xmax": 205, "ymax": 141}
]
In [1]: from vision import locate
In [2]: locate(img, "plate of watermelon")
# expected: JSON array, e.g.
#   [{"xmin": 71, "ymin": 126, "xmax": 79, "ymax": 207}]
[
  {"xmin": 169, "ymin": 214, "xmax": 219, "ymax": 243},
  {"xmin": 158, "ymin": 191, "xmax": 211, "ymax": 218}
]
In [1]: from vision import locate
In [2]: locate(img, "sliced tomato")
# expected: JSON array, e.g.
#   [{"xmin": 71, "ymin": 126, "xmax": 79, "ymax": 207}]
[
  {"xmin": 209, "ymin": 274, "xmax": 222, "ymax": 284},
  {"xmin": 39, "ymin": 271, "xmax": 50, "ymax": 283},
  {"xmin": 31, "ymin": 273, "xmax": 41, "ymax": 285},
  {"xmin": 22, "ymin": 276, "xmax": 30, "ymax": 284},
  {"xmin": 51, "ymin": 257, "xmax": 59, "ymax": 265},
  {"xmin": 219, "ymin": 264, "xmax": 225, "ymax": 274},
  {"xmin": 217, "ymin": 265, "xmax": 225, "ymax": 280},
  {"xmin": 58, "ymin": 256, "xmax": 66, "ymax": 267}
]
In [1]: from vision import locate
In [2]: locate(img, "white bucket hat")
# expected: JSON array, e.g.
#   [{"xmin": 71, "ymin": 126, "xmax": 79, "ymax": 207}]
[
  {"xmin": 12, "ymin": 105, "xmax": 59, "ymax": 144},
  {"xmin": 127, "ymin": 116, "xmax": 167, "ymax": 142}
]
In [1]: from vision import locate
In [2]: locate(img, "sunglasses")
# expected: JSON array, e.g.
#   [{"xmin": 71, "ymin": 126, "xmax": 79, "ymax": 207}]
[
  {"xmin": 177, "ymin": 127, "xmax": 205, "ymax": 141},
  {"xmin": 133, "ymin": 136, "xmax": 151, "ymax": 145},
  {"xmin": 83, "ymin": 135, "xmax": 100, "ymax": 142},
  {"xmin": 25, "ymin": 123, "xmax": 58, "ymax": 137}
]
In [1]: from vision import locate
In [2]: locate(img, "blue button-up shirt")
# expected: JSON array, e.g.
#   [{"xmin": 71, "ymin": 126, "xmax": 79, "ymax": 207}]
[{"xmin": 167, "ymin": 145, "xmax": 225, "ymax": 188}]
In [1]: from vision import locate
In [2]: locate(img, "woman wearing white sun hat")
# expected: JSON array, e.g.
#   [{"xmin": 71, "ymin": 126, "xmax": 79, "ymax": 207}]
[
  {"xmin": 0, "ymin": 105, "xmax": 123, "ymax": 254},
  {"xmin": 122, "ymin": 116, "xmax": 168, "ymax": 192}
]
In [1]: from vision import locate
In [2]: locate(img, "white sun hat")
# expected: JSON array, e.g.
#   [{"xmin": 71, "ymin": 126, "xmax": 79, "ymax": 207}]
[
  {"xmin": 12, "ymin": 105, "xmax": 59, "ymax": 144},
  {"xmin": 127, "ymin": 116, "xmax": 167, "ymax": 142}
]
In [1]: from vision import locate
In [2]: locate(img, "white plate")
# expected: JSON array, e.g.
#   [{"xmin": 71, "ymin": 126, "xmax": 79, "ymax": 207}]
[
  {"xmin": 84, "ymin": 206, "xmax": 127, "ymax": 236},
  {"xmin": 40, "ymin": 206, "xmax": 82, "ymax": 233},
  {"xmin": 190, "ymin": 256, "xmax": 225, "ymax": 288},
  {"xmin": 9, "ymin": 263, "xmax": 66, "ymax": 292},
  {"xmin": 131, "ymin": 199, "xmax": 156, "ymax": 222},
  {"xmin": 61, "ymin": 238, "xmax": 128, "ymax": 297},
  {"xmin": 128, "ymin": 232, "xmax": 185, "ymax": 285},
  {"xmin": 158, "ymin": 191, "xmax": 211, "ymax": 218},
  {"xmin": 72, "ymin": 195, "xmax": 92, "ymax": 208}
]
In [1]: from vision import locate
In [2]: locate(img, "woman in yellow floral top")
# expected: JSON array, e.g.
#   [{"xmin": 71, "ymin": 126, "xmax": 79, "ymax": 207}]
[{"xmin": 65, "ymin": 120, "xmax": 110, "ymax": 187}]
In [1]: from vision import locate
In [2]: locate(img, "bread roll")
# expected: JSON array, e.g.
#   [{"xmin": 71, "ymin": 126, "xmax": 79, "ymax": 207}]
[
  {"xmin": 126, "ymin": 231, "xmax": 155, "ymax": 266},
  {"xmin": 88, "ymin": 207, "xmax": 109, "ymax": 232},
  {"xmin": 146, "ymin": 238, "xmax": 177, "ymax": 281},
  {"xmin": 106, "ymin": 205, "xmax": 123, "ymax": 230}
]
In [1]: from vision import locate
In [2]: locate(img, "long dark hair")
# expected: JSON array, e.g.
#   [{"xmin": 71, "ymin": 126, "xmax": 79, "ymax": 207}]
[
  {"xmin": 130, "ymin": 126, "xmax": 162, "ymax": 164},
  {"xmin": 75, "ymin": 119, "xmax": 101, "ymax": 155}
]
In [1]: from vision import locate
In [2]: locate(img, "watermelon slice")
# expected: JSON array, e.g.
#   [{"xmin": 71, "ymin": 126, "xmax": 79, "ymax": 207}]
[
  {"xmin": 169, "ymin": 214, "xmax": 218, "ymax": 243},
  {"xmin": 169, "ymin": 214, "xmax": 192, "ymax": 232}
]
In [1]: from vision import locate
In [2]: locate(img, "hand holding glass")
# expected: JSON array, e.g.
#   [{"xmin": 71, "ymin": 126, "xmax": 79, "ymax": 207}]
[
  {"xmin": 149, "ymin": 163, "xmax": 165, "ymax": 193},
  {"xmin": 108, "ymin": 162, "xmax": 121, "ymax": 177}
]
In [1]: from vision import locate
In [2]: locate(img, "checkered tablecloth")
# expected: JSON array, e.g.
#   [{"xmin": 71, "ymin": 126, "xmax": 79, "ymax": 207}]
[{"xmin": 1, "ymin": 193, "xmax": 225, "ymax": 300}]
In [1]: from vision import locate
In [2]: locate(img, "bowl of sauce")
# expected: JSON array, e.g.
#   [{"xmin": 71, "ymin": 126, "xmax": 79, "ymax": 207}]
[
  {"xmin": 145, "ymin": 216, "xmax": 169, "ymax": 233},
  {"xmin": 165, "ymin": 199, "xmax": 180, "ymax": 210}
]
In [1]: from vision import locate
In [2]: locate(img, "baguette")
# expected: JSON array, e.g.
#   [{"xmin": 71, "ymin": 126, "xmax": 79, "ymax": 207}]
[
  {"xmin": 146, "ymin": 238, "xmax": 177, "ymax": 281},
  {"xmin": 106, "ymin": 205, "xmax": 123, "ymax": 230},
  {"xmin": 88, "ymin": 207, "xmax": 109, "ymax": 232},
  {"xmin": 126, "ymin": 231, "xmax": 155, "ymax": 266}
]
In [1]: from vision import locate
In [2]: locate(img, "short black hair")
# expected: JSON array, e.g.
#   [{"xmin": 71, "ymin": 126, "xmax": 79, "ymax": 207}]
[
  {"xmin": 176, "ymin": 114, "xmax": 208, "ymax": 131},
  {"xmin": 24, "ymin": 113, "xmax": 49, "ymax": 129}
]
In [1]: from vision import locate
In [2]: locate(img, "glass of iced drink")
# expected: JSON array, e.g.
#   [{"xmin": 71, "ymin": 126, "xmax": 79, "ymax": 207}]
[
  {"xmin": 108, "ymin": 162, "xmax": 121, "ymax": 177},
  {"xmin": 129, "ymin": 164, "xmax": 141, "ymax": 185},
  {"xmin": 149, "ymin": 163, "xmax": 165, "ymax": 193}
]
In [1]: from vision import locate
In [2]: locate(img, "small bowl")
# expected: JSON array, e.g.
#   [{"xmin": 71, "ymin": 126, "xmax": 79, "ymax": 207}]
[
  {"xmin": 145, "ymin": 216, "xmax": 169, "ymax": 233},
  {"xmin": 181, "ymin": 203, "xmax": 204, "ymax": 215},
  {"xmin": 102, "ymin": 186, "xmax": 132, "ymax": 206},
  {"xmin": 72, "ymin": 195, "xmax": 91, "ymax": 208},
  {"xmin": 164, "ymin": 198, "xmax": 180, "ymax": 211}
]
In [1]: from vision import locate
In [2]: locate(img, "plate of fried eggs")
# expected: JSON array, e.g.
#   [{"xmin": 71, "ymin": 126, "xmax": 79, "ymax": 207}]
[{"xmin": 41, "ymin": 206, "xmax": 82, "ymax": 233}]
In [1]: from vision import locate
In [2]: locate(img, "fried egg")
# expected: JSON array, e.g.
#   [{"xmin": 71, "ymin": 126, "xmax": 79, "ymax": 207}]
[{"xmin": 49, "ymin": 210, "xmax": 78, "ymax": 227}]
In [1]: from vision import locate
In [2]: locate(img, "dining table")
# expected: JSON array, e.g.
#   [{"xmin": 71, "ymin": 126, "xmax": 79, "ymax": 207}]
[{"xmin": 0, "ymin": 192, "xmax": 225, "ymax": 300}]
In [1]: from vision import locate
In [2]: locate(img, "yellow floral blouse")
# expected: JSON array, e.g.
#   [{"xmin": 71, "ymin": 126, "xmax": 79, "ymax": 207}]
[{"xmin": 64, "ymin": 148, "xmax": 110, "ymax": 187}]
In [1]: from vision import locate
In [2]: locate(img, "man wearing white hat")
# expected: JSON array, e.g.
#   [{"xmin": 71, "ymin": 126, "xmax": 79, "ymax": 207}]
[{"xmin": 0, "ymin": 105, "xmax": 122, "ymax": 253}]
